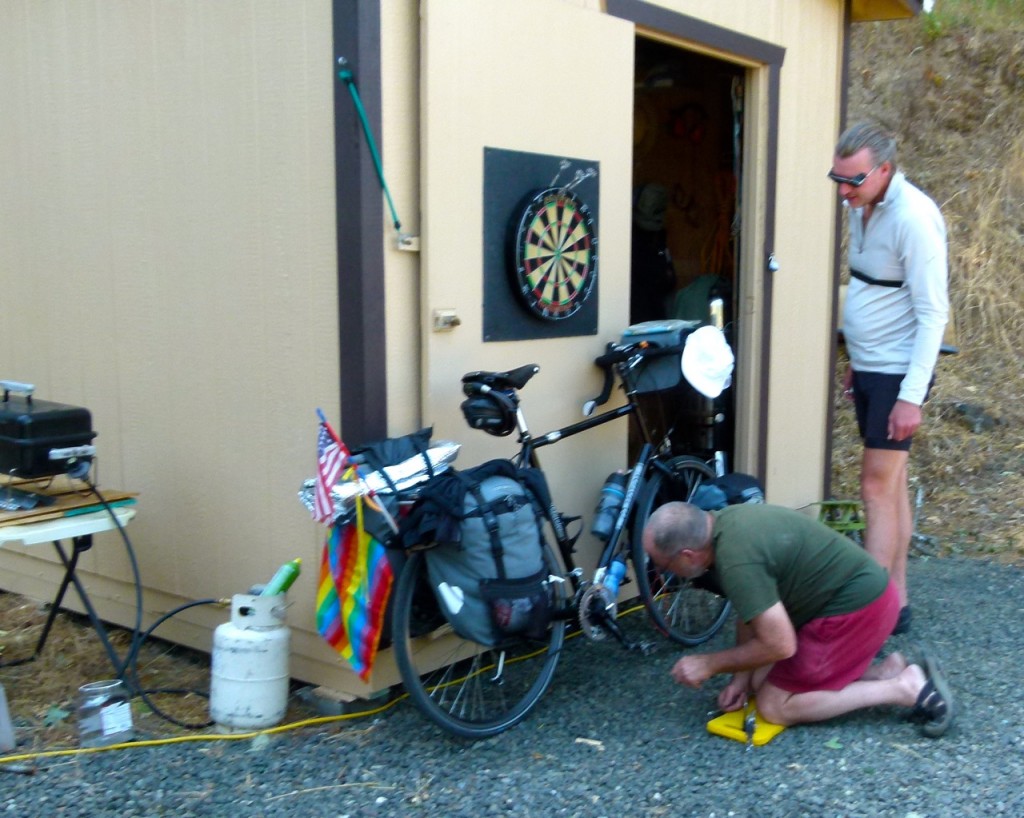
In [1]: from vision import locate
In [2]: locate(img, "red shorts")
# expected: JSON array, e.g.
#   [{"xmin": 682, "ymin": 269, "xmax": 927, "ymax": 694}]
[{"xmin": 765, "ymin": 581, "xmax": 900, "ymax": 694}]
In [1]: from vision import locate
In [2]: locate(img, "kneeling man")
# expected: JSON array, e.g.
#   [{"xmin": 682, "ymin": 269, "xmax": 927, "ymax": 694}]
[{"xmin": 642, "ymin": 502, "xmax": 953, "ymax": 737}]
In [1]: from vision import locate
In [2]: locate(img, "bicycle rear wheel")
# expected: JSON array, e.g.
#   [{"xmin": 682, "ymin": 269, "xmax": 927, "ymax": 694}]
[
  {"xmin": 391, "ymin": 546, "xmax": 566, "ymax": 739},
  {"xmin": 630, "ymin": 455, "xmax": 732, "ymax": 646}
]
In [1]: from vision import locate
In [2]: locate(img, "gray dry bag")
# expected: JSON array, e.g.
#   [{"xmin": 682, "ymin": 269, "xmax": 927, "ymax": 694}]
[{"xmin": 425, "ymin": 473, "xmax": 551, "ymax": 646}]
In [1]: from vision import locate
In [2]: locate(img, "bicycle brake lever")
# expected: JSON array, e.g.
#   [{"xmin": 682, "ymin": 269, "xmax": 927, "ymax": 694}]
[{"xmin": 584, "ymin": 343, "xmax": 618, "ymax": 415}]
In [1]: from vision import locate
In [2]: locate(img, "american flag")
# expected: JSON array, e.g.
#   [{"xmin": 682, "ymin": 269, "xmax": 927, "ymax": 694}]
[{"xmin": 313, "ymin": 422, "xmax": 345, "ymax": 523}]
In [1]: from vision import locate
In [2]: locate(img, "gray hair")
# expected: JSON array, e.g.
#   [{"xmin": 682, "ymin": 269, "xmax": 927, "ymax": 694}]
[
  {"xmin": 645, "ymin": 502, "xmax": 710, "ymax": 559},
  {"xmin": 835, "ymin": 121, "xmax": 898, "ymax": 170}
]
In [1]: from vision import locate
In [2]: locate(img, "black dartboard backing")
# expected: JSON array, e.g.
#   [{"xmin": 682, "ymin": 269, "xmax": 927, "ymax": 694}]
[
  {"xmin": 482, "ymin": 147, "xmax": 599, "ymax": 341},
  {"xmin": 510, "ymin": 187, "xmax": 599, "ymax": 321}
]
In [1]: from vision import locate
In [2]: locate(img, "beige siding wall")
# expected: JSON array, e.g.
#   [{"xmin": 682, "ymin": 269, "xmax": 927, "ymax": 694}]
[
  {"xmin": 2, "ymin": 0, "xmax": 848, "ymax": 697},
  {"xmin": 766, "ymin": 1, "xmax": 845, "ymax": 507},
  {"xmin": 0, "ymin": 1, "xmax": 337, "ymax": 652}
]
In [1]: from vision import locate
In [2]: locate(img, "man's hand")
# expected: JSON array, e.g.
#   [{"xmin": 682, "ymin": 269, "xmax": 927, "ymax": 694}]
[
  {"xmin": 718, "ymin": 673, "xmax": 752, "ymax": 712},
  {"xmin": 670, "ymin": 654, "xmax": 714, "ymax": 689},
  {"xmin": 668, "ymin": 604, "xmax": 796, "ymax": 691},
  {"xmin": 888, "ymin": 399, "xmax": 922, "ymax": 441}
]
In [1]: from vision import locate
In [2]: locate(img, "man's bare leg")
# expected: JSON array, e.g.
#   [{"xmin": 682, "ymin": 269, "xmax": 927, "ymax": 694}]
[
  {"xmin": 860, "ymin": 651, "xmax": 908, "ymax": 681},
  {"xmin": 861, "ymin": 448, "xmax": 912, "ymax": 606},
  {"xmin": 755, "ymin": 663, "xmax": 925, "ymax": 726}
]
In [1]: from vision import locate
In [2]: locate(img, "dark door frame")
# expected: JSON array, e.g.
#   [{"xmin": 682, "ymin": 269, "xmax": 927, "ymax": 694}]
[
  {"xmin": 332, "ymin": 0, "xmax": 388, "ymax": 445},
  {"xmin": 824, "ymin": 1, "xmax": 854, "ymax": 500},
  {"xmin": 607, "ymin": 0, "xmax": 785, "ymax": 485}
]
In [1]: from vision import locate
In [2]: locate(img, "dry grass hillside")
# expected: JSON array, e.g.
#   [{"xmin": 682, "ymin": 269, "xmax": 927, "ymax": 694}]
[{"xmin": 832, "ymin": 1, "xmax": 1024, "ymax": 564}]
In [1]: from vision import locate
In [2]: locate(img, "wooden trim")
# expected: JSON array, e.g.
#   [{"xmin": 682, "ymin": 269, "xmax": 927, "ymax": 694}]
[
  {"xmin": 332, "ymin": 0, "xmax": 388, "ymax": 444},
  {"xmin": 606, "ymin": 0, "xmax": 786, "ymax": 66},
  {"xmin": 824, "ymin": 2, "xmax": 854, "ymax": 500},
  {"xmin": 758, "ymin": 63, "xmax": 782, "ymax": 487}
]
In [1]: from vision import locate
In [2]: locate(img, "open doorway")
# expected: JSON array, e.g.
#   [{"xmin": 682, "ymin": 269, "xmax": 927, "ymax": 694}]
[{"xmin": 630, "ymin": 37, "xmax": 745, "ymax": 473}]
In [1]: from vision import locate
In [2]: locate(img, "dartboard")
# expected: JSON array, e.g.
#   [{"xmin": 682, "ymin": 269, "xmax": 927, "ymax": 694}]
[{"xmin": 511, "ymin": 187, "xmax": 598, "ymax": 320}]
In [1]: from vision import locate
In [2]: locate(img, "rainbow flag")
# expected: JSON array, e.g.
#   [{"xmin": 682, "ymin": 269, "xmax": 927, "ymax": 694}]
[{"xmin": 316, "ymin": 488, "xmax": 394, "ymax": 682}]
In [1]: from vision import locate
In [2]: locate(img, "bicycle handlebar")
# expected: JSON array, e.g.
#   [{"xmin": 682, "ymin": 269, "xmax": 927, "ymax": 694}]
[{"xmin": 584, "ymin": 341, "xmax": 683, "ymax": 415}]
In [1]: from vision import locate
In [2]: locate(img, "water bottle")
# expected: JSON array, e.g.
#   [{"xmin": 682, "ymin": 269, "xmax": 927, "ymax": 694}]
[
  {"xmin": 591, "ymin": 471, "xmax": 627, "ymax": 541},
  {"xmin": 602, "ymin": 555, "xmax": 628, "ymax": 600},
  {"xmin": 259, "ymin": 558, "xmax": 302, "ymax": 596}
]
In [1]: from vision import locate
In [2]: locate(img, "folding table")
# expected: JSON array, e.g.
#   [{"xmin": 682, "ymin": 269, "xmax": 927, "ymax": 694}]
[{"xmin": 0, "ymin": 504, "xmax": 137, "ymax": 676}]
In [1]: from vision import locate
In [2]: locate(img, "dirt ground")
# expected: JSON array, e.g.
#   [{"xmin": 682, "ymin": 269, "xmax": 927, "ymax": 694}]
[
  {"xmin": 0, "ymin": 592, "xmax": 322, "ymax": 752},
  {"xmin": 4, "ymin": 9, "xmax": 1023, "ymax": 755},
  {"xmin": 0, "ymin": 591, "xmax": 217, "ymax": 750}
]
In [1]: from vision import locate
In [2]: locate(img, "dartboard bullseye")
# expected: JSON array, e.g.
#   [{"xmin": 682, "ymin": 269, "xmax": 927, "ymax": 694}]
[{"xmin": 511, "ymin": 187, "xmax": 598, "ymax": 320}]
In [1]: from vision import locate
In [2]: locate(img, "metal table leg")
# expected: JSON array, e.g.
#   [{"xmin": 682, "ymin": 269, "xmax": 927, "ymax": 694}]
[{"xmin": 0, "ymin": 534, "xmax": 127, "ymax": 677}]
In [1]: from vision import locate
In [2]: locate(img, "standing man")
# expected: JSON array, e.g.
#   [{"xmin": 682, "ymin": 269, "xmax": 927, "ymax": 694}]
[
  {"xmin": 642, "ymin": 502, "xmax": 954, "ymax": 737},
  {"xmin": 831, "ymin": 122, "xmax": 949, "ymax": 634}
]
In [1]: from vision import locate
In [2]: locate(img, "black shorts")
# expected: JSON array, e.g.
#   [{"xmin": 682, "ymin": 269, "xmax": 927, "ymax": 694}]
[{"xmin": 850, "ymin": 371, "xmax": 930, "ymax": 452}]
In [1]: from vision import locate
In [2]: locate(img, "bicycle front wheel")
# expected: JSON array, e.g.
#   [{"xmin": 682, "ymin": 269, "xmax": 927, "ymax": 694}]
[
  {"xmin": 391, "ymin": 546, "xmax": 566, "ymax": 740},
  {"xmin": 630, "ymin": 455, "xmax": 732, "ymax": 646}
]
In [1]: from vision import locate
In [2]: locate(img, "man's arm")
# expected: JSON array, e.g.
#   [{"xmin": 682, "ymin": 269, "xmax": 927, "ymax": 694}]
[
  {"xmin": 898, "ymin": 200, "xmax": 949, "ymax": 407},
  {"xmin": 670, "ymin": 602, "xmax": 797, "ymax": 689},
  {"xmin": 717, "ymin": 619, "xmax": 754, "ymax": 711}
]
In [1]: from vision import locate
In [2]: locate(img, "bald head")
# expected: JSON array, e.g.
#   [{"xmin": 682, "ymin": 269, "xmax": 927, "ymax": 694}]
[{"xmin": 643, "ymin": 501, "xmax": 712, "ymax": 560}]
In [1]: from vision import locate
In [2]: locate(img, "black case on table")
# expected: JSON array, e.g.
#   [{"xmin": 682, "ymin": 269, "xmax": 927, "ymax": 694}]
[{"xmin": 0, "ymin": 383, "xmax": 96, "ymax": 479}]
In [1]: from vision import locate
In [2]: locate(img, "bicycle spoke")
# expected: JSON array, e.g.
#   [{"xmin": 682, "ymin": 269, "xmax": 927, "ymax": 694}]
[
  {"xmin": 631, "ymin": 456, "xmax": 732, "ymax": 646},
  {"xmin": 393, "ymin": 549, "xmax": 566, "ymax": 739}
]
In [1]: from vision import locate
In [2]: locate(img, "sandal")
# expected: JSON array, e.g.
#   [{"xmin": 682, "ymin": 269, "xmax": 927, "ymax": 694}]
[{"xmin": 910, "ymin": 647, "xmax": 954, "ymax": 738}]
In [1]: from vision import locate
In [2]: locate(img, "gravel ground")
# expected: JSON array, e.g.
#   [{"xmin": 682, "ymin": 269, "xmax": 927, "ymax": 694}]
[{"xmin": 3, "ymin": 554, "xmax": 1023, "ymax": 818}]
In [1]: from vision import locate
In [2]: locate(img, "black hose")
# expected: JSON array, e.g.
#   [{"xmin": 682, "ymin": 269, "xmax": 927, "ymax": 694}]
[
  {"xmin": 83, "ymin": 477, "xmax": 218, "ymax": 729},
  {"xmin": 121, "ymin": 597, "xmax": 219, "ymax": 729}
]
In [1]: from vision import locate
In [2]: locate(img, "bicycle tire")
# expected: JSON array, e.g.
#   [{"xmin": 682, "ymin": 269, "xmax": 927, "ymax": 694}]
[
  {"xmin": 391, "ymin": 545, "xmax": 567, "ymax": 739},
  {"xmin": 630, "ymin": 455, "xmax": 732, "ymax": 646}
]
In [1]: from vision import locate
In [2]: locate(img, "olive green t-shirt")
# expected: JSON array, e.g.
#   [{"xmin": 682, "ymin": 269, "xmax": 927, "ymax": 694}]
[{"xmin": 709, "ymin": 504, "xmax": 888, "ymax": 630}]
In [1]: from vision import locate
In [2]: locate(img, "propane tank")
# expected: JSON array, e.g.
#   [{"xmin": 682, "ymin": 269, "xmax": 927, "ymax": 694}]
[{"xmin": 209, "ymin": 593, "xmax": 290, "ymax": 731}]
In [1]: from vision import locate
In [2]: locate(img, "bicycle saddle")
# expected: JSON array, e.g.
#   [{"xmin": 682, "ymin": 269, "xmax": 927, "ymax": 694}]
[{"xmin": 461, "ymin": 364, "xmax": 539, "ymax": 392}]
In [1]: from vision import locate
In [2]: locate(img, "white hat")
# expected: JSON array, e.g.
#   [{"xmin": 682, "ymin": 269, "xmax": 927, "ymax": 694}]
[{"xmin": 681, "ymin": 325, "xmax": 734, "ymax": 398}]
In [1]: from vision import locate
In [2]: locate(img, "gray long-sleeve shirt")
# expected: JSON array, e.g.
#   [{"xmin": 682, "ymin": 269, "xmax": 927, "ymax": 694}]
[{"xmin": 842, "ymin": 171, "xmax": 949, "ymax": 406}]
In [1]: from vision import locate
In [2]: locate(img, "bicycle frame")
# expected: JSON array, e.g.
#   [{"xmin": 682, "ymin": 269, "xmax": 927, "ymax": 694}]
[
  {"xmin": 494, "ymin": 354, "xmax": 687, "ymax": 648},
  {"xmin": 389, "ymin": 337, "xmax": 730, "ymax": 738}
]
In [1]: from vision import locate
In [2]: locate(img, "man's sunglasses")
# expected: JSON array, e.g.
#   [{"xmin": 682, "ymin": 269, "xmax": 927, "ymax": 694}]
[{"xmin": 827, "ymin": 164, "xmax": 881, "ymax": 187}]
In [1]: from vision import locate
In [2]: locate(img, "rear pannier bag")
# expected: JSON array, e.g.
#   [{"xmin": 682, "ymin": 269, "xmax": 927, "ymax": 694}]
[{"xmin": 402, "ymin": 460, "xmax": 552, "ymax": 646}]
